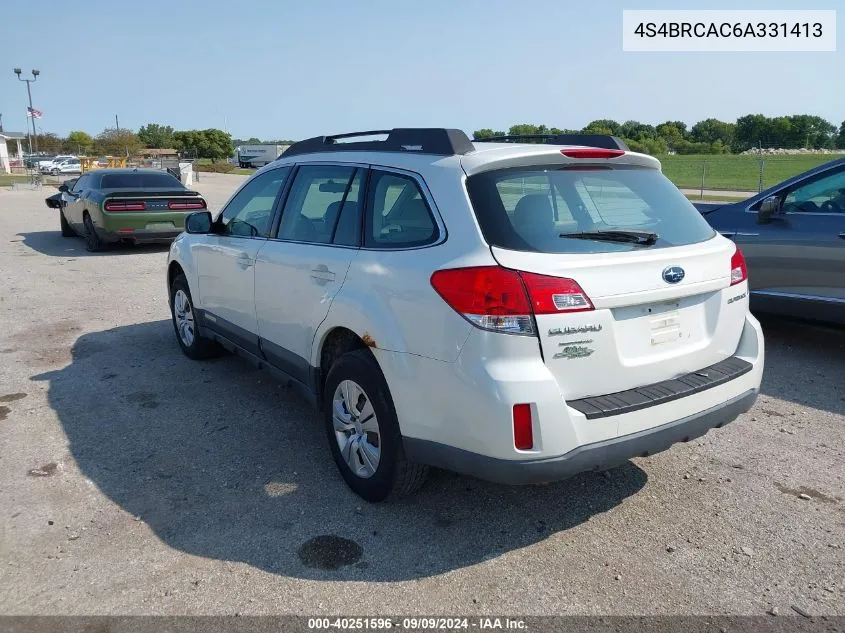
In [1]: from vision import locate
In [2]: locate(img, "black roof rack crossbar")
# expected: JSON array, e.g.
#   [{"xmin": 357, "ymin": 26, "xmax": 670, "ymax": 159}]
[
  {"xmin": 281, "ymin": 128, "xmax": 475, "ymax": 158},
  {"xmin": 473, "ymin": 133, "xmax": 629, "ymax": 151}
]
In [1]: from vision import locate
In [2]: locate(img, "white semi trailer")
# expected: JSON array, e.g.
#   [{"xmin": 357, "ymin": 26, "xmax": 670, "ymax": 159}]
[{"xmin": 236, "ymin": 144, "xmax": 289, "ymax": 168}]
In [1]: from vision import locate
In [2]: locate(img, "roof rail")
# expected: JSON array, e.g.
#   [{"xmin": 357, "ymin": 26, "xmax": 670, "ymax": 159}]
[
  {"xmin": 473, "ymin": 134, "xmax": 629, "ymax": 151},
  {"xmin": 281, "ymin": 128, "xmax": 475, "ymax": 158}
]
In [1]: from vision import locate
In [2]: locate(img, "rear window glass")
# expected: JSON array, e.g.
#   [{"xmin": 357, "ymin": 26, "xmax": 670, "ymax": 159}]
[
  {"xmin": 100, "ymin": 173, "xmax": 183, "ymax": 189},
  {"xmin": 465, "ymin": 166, "xmax": 715, "ymax": 253}
]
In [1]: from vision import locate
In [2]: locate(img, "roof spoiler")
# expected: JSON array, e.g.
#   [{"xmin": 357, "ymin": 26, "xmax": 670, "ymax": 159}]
[
  {"xmin": 473, "ymin": 134, "xmax": 629, "ymax": 151},
  {"xmin": 281, "ymin": 128, "xmax": 475, "ymax": 158}
]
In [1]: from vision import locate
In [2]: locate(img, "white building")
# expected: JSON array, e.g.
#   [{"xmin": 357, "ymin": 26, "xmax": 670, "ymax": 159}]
[{"xmin": 0, "ymin": 132, "xmax": 27, "ymax": 174}]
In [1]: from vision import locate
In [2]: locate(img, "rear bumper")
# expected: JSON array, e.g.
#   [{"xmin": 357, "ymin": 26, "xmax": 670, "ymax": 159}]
[
  {"xmin": 404, "ymin": 388, "xmax": 756, "ymax": 484},
  {"xmin": 379, "ymin": 312, "xmax": 764, "ymax": 484}
]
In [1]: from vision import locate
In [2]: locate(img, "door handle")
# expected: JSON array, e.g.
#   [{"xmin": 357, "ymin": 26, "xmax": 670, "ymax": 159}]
[
  {"xmin": 310, "ymin": 264, "xmax": 336, "ymax": 282},
  {"xmin": 236, "ymin": 253, "xmax": 254, "ymax": 269}
]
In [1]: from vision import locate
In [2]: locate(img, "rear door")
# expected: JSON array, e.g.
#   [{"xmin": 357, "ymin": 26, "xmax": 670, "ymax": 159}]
[
  {"xmin": 738, "ymin": 165, "xmax": 845, "ymax": 304},
  {"xmin": 254, "ymin": 164, "xmax": 363, "ymax": 381},
  {"xmin": 192, "ymin": 166, "xmax": 291, "ymax": 354},
  {"xmin": 465, "ymin": 159, "xmax": 743, "ymax": 401}
]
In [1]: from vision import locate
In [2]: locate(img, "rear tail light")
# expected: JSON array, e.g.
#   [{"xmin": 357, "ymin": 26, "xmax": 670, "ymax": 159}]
[
  {"xmin": 429, "ymin": 266, "xmax": 594, "ymax": 336},
  {"xmin": 519, "ymin": 272, "xmax": 593, "ymax": 314},
  {"xmin": 168, "ymin": 200, "xmax": 206, "ymax": 210},
  {"xmin": 430, "ymin": 266, "xmax": 535, "ymax": 335},
  {"xmin": 104, "ymin": 201, "xmax": 146, "ymax": 211},
  {"xmin": 730, "ymin": 247, "xmax": 748, "ymax": 286},
  {"xmin": 560, "ymin": 148, "xmax": 625, "ymax": 159},
  {"xmin": 513, "ymin": 404, "xmax": 533, "ymax": 450}
]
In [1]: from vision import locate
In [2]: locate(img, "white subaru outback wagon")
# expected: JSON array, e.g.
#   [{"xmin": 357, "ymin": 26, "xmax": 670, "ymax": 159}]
[{"xmin": 166, "ymin": 128, "xmax": 764, "ymax": 502}]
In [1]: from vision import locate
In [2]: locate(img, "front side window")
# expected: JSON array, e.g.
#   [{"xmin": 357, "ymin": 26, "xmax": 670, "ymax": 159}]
[
  {"xmin": 466, "ymin": 165, "xmax": 715, "ymax": 253},
  {"xmin": 219, "ymin": 166, "xmax": 291, "ymax": 237},
  {"xmin": 365, "ymin": 171, "xmax": 437, "ymax": 248},
  {"xmin": 277, "ymin": 165, "xmax": 362, "ymax": 245},
  {"xmin": 783, "ymin": 169, "xmax": 845, "ymax": 214}
]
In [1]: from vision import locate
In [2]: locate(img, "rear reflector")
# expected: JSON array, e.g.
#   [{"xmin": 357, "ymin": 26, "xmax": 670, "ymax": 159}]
[
  {"xmin": 117, "ymin": 229, "xmax": 134, "ymax": 233},
  {"xmin": 730, "ymin": 247, "xmax": 748, "ymax": 286},
  {"xmin": 430, "ymin": 266, "xmax": 594, "ymax": 335},
  {"xmin": 513, "ymin": 404, "xmax": 533, "ymax": 450},
  {"xmin": 561, "ymin": 148, "xmax": 625, "ymax": 159},
  {"xmin": 105, "ymin": 201, "xmax": 146, "ymax": 211},
  {"xmin": 168, "ymin": 200, "xmax": 206, "ymax": 210}
]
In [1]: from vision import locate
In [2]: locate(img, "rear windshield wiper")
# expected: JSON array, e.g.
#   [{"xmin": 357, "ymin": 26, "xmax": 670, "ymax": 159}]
[{"xmin": 559, "ymin": 229, "xmax": 658, "ymax": 245}]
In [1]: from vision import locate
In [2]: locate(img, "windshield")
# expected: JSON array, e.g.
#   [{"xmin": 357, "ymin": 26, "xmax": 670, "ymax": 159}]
[
  {"xmin": 100, "ymin": 173, "xmax": 184, "ymax": 189},
  {"xmin": 465, "ymin": 165, "xmax": 715, "ymax": 253}
]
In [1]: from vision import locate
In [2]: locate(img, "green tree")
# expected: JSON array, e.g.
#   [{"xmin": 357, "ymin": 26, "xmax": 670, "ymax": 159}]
[
  {"xmin": 174, "ymin": 128, "xmax": 233, "ymax": 161},
  {"xmin": 31, "ymin": 133, "xmax": 62, "ymax": 153},
  {"xmin": 582, "ymin": 119, "xmax": 621, "ymax": 135},
  {"xmin": 95, "ymin": 127, "xmax": 143, "ymax": 156},
  {"xmin": 690, "ymin": 118, "xmax": 735, "ymax": 147},
  {"xmin": 137, "ymin": 123, "xmax": 175, "ymax": 149},
  {"xmin": 655, "ymin": 121, "xmax": 688, "ymax": 150},
  {"xmin": 64, "ymin": 131, "xmax": 94, "ymax": 154},
  {"xmin": 837, "ymin": 121, "xmax": 845, "ymax": 149}
]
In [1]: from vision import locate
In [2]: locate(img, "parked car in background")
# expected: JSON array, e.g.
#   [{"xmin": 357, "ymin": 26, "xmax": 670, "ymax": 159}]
[
  {"xmin": 696, "ymin": 157, "xmax": 845, "ymax": 324},
  {"xmin": 167, "ymin": 128, "xmax": 764, "ymax": 502},
  {"xmin": 26, "ymin": 154, "xmax": 54, "ymax": 168},
  {"xmin": 43, "ymin": 158, "xmax": 82, "ymax": 175},
  {"xmin": 57, "ymin": 168, "xmax": 207, "ymax": 251},
  {"xmin": 38, "ymin": 154, "xmax": 75, "ymax": 170}
]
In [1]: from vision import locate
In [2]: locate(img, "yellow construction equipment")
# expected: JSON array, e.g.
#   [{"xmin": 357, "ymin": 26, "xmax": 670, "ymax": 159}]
[{"xmin": 80, "ymin": 156, "xmax": 127, "ymax": 172}]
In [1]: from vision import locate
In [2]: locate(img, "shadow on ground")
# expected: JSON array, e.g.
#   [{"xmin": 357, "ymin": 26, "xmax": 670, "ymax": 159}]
[
  {"xmin": 17, "ymin": 231, "xmax": 172, "ymax": 257},
  {"xmin": 32, "ymin": 320, "xmax": 647, "ymax": 581},
  {"xmin": 755, "ymin": 314, "xmax": 845, "ymax": 416}
]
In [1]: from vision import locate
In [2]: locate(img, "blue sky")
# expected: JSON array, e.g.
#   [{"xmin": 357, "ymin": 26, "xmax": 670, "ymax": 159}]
[{"xmin": 0, "ymin": 0, "xmax": 841, "ymax": 140}]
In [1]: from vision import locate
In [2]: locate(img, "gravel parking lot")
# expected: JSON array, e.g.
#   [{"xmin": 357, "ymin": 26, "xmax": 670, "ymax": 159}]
[{"xmin": 0, "ymin": 174, "xmax": 843, "ymax": 616}]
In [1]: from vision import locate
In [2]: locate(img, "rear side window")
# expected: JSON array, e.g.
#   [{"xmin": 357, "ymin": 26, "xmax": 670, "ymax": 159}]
[
  {"xmin": 277, "ymin": 165, "xmax": 362, "ymax": 245},
  {"xmin": 466, "ymin": 166, "xmax": 715, "ymax": 253},
  {"xmin": 365, "ymin": 171, "xmax": 437, "ymax": 248}
]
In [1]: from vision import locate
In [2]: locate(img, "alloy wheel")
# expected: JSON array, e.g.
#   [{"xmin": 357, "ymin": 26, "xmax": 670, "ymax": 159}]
[{"xmin": 332, "ymin": 380, "xmax": 381, "ymax": 478}]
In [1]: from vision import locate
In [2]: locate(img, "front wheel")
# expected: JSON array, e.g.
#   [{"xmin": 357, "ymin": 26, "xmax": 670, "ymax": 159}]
[
  {"xmin": 323, "ymin": 349, "xmax": 428, "ymax": 502},
  {"xmin": 169, "ymin": 274, "xmax": 222, "ymax": 360}
]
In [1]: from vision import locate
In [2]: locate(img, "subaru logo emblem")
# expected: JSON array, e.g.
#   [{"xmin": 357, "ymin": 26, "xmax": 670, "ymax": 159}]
[{"xmin": 662, "ymin": 266, "xmax": 685, "ymax": 284}]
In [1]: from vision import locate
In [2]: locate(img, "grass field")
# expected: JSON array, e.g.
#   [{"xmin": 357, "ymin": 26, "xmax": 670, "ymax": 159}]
[{"xmin": 658, "ymin": 154, "xmax": 842, "ymax": 192}]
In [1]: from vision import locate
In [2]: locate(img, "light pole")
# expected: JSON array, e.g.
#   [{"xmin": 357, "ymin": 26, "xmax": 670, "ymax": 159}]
[{"xmin": 14, "ymin": 68, "xmax": 40, "ymax": 154}]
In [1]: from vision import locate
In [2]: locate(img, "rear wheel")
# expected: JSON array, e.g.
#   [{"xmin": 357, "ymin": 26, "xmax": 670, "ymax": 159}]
[
  {"xmin": 59, "ymin": 210, "xmax": 74, "ymax": 237},
  {"xmin": 169, "ymin": 274, "xmax": 222, "ymax": 360},
  {"xmin": 323, "ymin": 349, "xmax": 428, "ymax": 502},
  {"xmin": 83, "ymin": 213, "xmax": 102, "ymax": 252}
]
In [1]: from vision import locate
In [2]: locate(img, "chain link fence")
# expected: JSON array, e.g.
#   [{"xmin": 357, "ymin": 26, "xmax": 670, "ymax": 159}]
[{"xmin": 659, "ymin": 154, "xmax": 845, "ymax": 198}]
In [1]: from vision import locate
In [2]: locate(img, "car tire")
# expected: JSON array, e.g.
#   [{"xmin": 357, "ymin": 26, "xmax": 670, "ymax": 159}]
[
  {"xmin": 169, "ymin": 274, "xmax": 222, "ymax": 360},
  {"xmin": 82, "ymin": 213, "xmax": 102, "ymax": 252},
  {"xmin": 323, "ymin": 349, "xmax": 428, "ymax": 502},
  {"xmin": 60, "ymin": 210, "xmax": 74, "ymax": 237},
  {"xmin": 51, "ymin": 168, "xmax": 59, "ymax": 176}
]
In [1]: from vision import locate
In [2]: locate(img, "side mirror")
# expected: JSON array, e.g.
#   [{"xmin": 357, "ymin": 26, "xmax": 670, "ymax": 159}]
[
  {"xmin": 185, "ymin": 211, "xmax": 213, "ymax": 234},
  {"xmin": 58, "ymin": 184, "xmax": 69, "ymax": 193},
  {"xmin": 757, "ymin": 195, "xmax": 781, "ymax": 224}
]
